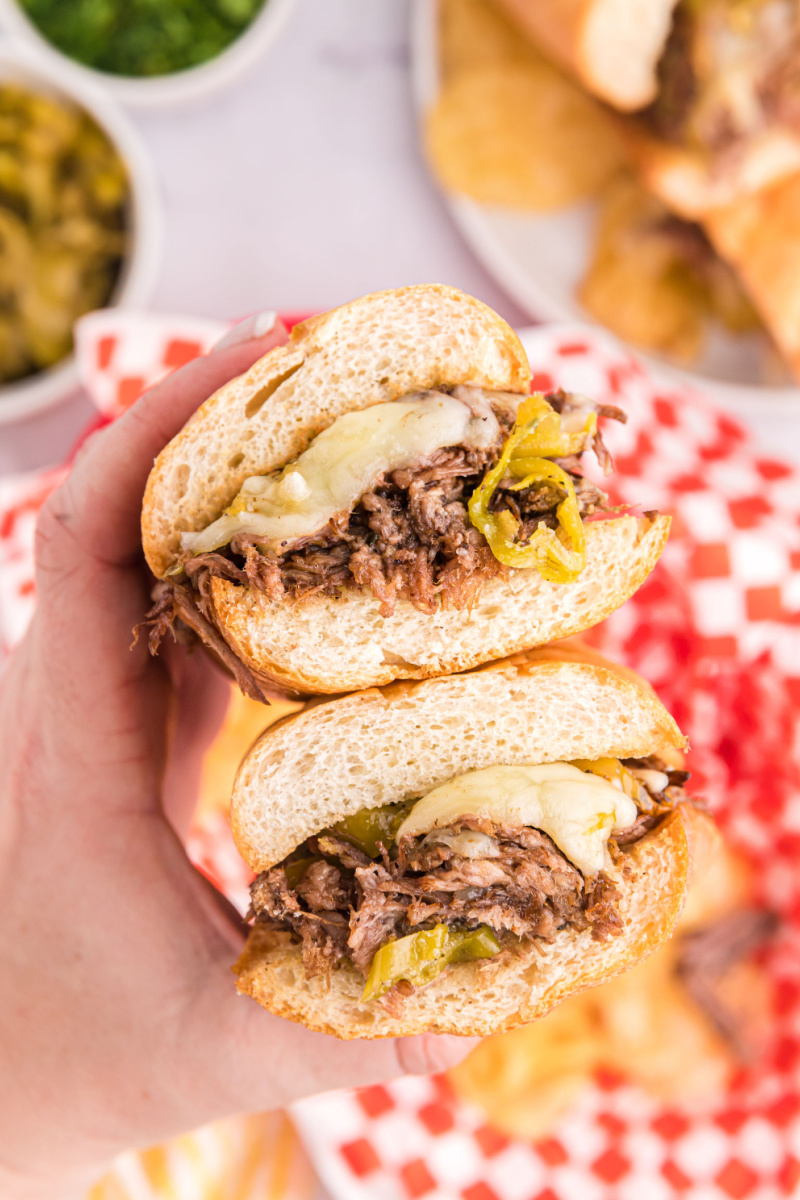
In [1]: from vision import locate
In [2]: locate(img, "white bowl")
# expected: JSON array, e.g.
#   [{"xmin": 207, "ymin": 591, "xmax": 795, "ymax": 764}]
[
  {"xmin": 0, "ymin": 38, "xmax": 162, "ymax": 425},
  {"xmin": 410, "ymin": 0, "xmax": 800, "ymax": 425},
  {"xmin": 0, "ymin": 0, "xmax": 297, "ymax": 109}
]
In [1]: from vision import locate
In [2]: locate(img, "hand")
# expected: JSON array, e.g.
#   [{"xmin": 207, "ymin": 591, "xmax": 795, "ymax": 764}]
[{"xmin": 0, "ymin": 314, "xmax": 479, "ymax": 1200}]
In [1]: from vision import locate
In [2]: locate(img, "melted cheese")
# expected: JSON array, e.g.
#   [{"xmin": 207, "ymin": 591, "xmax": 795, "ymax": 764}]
[
  {"xmin": 182, "ymin": 392, "xmax": 498, "ymax": 556},
  {"xmin": 395, "ymin": 762, "xmax": 638, "ymax": 876}
]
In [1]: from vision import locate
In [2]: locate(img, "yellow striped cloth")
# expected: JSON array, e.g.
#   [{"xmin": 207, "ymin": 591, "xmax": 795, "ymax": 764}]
[{"xmin": 89, "ymin": 1112, "xmax": 319, "ymax": 1200}]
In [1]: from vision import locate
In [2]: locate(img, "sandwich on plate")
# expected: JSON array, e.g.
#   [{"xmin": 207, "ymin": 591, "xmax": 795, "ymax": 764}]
[
  {"xmin": 140, "ymin": 285, "xmax": 668, "ymax": 700},
  {"xmin": 498, "ymin": 0, "xmax": 800, "ymax": 217},
  {"xmin": 233, "ymin": 644, "xmax": 702, "ymax": 1038}
]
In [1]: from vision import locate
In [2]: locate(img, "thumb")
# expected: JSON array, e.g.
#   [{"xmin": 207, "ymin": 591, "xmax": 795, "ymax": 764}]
[
  {"xmin": 176, "ymin": 956, "xmax": 483, "ymax": 1124},
  {"xmin": 396, "ymin": 1035, "xmax": 482, "ymax": 1075}
]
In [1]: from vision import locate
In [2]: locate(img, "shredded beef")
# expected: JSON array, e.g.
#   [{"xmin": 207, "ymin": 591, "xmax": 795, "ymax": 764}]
[
  {"xmin": 133, "ymin": 580, "xmax": 278, "ymax": 704},
  {"xmin": 139, "ymin": 392, "xmax": 625, "ymax": 654},
  {"xmin": 249, "ymin": 759, "xmax": 686, "ymax": 994}
]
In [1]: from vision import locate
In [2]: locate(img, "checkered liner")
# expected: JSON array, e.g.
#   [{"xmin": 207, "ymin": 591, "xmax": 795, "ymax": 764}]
[
  {"xmin": 2, "ymin": 316, "xmax": 800, "ymax": 1200},
  {"xmin": 75, "ymin": 309, "xmax": 228, "ymax": 418},
  {"xmin": 288, "ymin": 327, "xmax": 800, "ymax": 1200}
]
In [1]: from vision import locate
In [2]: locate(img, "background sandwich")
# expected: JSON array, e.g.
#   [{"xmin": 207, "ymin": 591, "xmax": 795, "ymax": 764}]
[
  {"xmin": 233, "ymin": 644, "xmax": 703, "ymax": 1039},
  {"xmin": 140, "ymin": 285, "xmax": 668, "ymax": 700},
  {"xmin": 498, "ymin": 0, "xmax": 800, "ymax": 218}
]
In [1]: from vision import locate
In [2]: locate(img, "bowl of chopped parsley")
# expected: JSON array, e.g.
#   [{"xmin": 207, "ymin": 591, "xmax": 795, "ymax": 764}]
[{"xmin": 0, "ymin": 0, "xmax": 296, "ymax": 107}]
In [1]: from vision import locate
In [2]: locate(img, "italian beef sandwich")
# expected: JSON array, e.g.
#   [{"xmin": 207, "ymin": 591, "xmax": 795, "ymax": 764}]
[
  {"xmin": 497, "ymin": 0, "xmax": 800, "ymax": 217},
  {"xmin": 139, "ymin": 285, "xmax": 668, "ymax": 699},
  {"xmin": 233, "ymin": 645, "xmax": 704, "ymax": 1038}
]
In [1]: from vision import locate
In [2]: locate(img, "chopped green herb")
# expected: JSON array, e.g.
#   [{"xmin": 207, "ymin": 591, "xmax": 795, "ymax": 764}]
[{"xmin": 20, "ymin": 0, "xmax": 268, "ymax": 78}]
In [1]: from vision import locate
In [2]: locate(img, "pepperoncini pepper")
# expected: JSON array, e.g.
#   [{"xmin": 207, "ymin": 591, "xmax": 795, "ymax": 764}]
[
  {"xmin": 330, "ymin": 800, "xmax": 416, "ymax": 858},
  {"xmin": 362, "ymin": 924, "xmax": 500, "ymax": 1001},
  {"xmin": 468, "ymin": 394, "xmax": 595, "ymax": 583}
]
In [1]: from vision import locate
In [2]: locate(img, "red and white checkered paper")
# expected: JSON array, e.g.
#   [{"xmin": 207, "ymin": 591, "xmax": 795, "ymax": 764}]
[{"xmin": 2, "ymin": 315, "xmax": 800, "ymax": 1200}]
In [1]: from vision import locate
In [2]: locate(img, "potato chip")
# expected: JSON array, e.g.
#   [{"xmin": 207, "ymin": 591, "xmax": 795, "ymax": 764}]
[{"xmin": 426, "ymin": 60, "xmax": 628, "ymax": 211}]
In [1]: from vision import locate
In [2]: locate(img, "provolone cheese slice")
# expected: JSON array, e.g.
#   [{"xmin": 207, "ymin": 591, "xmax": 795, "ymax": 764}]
[
  {"xmin": 182, "ymin": 393, "xmax": 495, "ymax": 556},
  {"xmin": 395, "ymin": 762, "xmax": 638, "ymax": 875}
]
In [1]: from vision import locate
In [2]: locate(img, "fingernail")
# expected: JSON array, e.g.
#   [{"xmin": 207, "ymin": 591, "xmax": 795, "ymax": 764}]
[{"xmin": 212, "ymin": 311, "xmax": 277, "ymax": 353}]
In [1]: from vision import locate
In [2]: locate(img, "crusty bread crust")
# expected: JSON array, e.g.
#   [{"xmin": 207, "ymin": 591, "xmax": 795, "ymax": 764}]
[
  {"xmin": 231, "ymin": 643, "xmax": 688, "ymax": 874},
  {"xmin": 142, "ymin": 285, "xmax": 530, "ymax": 579},
  {"xmin": 495, "ymin": 0, "xmax": 678, "ymax": 111},
  {"xmin": 626, "ymin": 124, "xmax": 800, "ymax": 220},
  {"xmin": 704, "ymin": 173, "xmax": 800, "ymax": 380},
  {"xmin": 234, "ymin": 805, "xmax": 697, "ymax": 1038},
  {"xmin": 208, "ymin": 513, "xmax": 670, "ymax": 696}
]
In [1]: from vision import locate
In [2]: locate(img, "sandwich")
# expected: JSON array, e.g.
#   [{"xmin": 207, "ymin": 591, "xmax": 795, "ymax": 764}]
[
  {"xmin": 704, "ymin": 169, "xmax": 800, "ymax": 381},
  {"xmin": 494, "ymin": 0, "xmax": 679, "ymax": 112},
  {"xmin": 497, "ymin": 0, "xmax": 800, "ymax": 218},
  {"xmin": 139, "ymin": 286, "xmax": 669, "ymax": 700},
  {"xmin": 232, "ymin": 643, "xmax": 701, "ymax": 1039}
]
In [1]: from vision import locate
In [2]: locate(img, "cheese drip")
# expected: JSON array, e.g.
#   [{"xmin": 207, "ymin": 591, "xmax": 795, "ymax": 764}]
[
  {"xmin": 395, "ymin": 762, "xmax": 638, "ymax": 876},
  {"xmin": 181, "ymin": 393, "xmax": 499, "ymax": 556}
]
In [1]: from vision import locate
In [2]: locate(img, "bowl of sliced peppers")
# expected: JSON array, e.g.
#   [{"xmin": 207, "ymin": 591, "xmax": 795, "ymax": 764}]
[{"xmin": 0, "ymin": 39, "xmax": 160, "ymax": 422}]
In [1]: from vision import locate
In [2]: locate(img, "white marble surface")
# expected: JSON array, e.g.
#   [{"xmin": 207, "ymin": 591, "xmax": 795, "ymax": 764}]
[{"xmin": 0, "ymin": 0, "xmax": 526, "ymax": 474}]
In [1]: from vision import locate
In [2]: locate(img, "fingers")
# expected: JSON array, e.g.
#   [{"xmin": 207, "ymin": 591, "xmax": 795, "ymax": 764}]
[
  {"xmin": 161, "ymin": 647, "xmax": 233, "ymax": 839},
  {"xmin": 35, "ymin": 319, "xmax": 289, "ymax": 580},
  {"xmin": 176, "ymin": 949, "xmax": 484, "ymax": 1123},
  {"xmin": 396, "ymin": 1035, "xmax": 482, "ymax": 1075}
]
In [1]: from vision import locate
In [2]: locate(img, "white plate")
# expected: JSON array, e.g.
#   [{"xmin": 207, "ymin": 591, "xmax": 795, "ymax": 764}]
[
  {"xmin": 410, "ymin": 0, "xmax": 800, "ymax": 421},
  {"xmin": 0, "ymin": 0, "xmax": 296, "ymax": 108},
  {"xmin": 0, "ymin": 38, "xmax": 162, "ymax": 424}
]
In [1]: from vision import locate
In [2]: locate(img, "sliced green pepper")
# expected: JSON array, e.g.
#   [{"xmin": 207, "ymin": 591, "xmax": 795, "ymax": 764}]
[
  {"xmin": 362, "ymin": 923, "xmax": 501, "ymax": 1001},
  {"xmin": 330, "ymin": 800, "xmax": 416, "ymax": 859},
  {"xmin": 468, "ymin": 395, "xmax": 587, "ymax": 584}
]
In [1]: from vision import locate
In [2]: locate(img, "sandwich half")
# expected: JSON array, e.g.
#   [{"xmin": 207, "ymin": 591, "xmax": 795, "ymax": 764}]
[
  {"xmin": 140, "ymin": 286, "xmax": 668, "ymax": 700},
  {"xmin": 497, "ymin": 0, "xmax": 800, "ymax": 218},
  {"xmin": 704, "ymin": 171, "xmax": 800, "ymax": 381},
  {"xmin": 628, "ymin": 0, "xmax": 800, "ymax": 218},
  {"xmin": 495, "ymin": 0, "xmax": 679, "ymax": 112},
  {"xmin": 233, "ymin": 644, "xmax": 701, "ymax": 1038}
]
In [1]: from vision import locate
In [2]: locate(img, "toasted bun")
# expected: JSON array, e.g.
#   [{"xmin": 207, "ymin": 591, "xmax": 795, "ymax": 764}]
[
  {"xmin": 231, "ymin": 644, "xmax": 687, "ymax": 873},
  {"xmin": 233, "ymin": 647, "xmax": 693, "ymax": 1038},
  {"xmin": 142, "ymin": 285, "xmax": 529, "ymax": 579},
  {"xmin": 495, "ymin": 0, "xmax": 678, "ymax": 111},
  {"xmin": 627, "ymin": 125, "xmax": 800, "ymax": 220},
  {"xmin": 208, "ymin": 513, "xmax": 670, "ymax": 696},
  {"xmin": 704, "ymin": 173, "xmax": 800, "ymax": 380},
  {"xmin": 234, "ymin": 811, "xmax": 697, "ymax": 1041}
]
